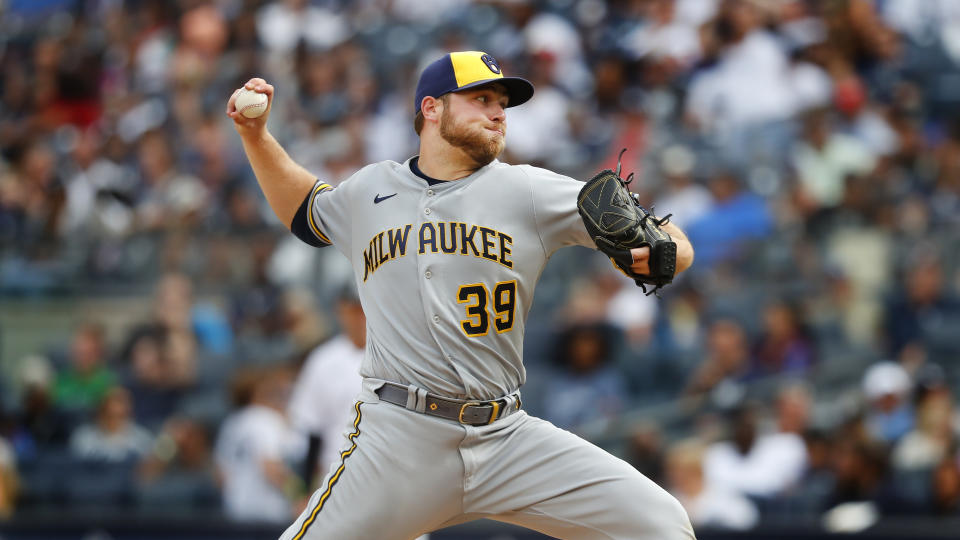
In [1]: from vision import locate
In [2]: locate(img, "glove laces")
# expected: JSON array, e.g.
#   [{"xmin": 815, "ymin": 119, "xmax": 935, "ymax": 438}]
[
  {"xmin": 615, "ymin": 148, "xmax": 635, "ymax": 186},
  {"xmin": 616, "ymin": 148, "xmax": 673, "ymax": 225}
]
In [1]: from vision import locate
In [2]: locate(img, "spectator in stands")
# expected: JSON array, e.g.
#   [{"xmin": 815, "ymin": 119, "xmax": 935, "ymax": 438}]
[
  {"xmin": 666, "ymin": 438, "xmax": 757, "ymax": 530},
  {"xmin": 52, "ymin": 322, "xmax": 116, "ymax": 416},
  {"xmin": 0, "ymin": 138, "xmax": 66, "ymax": 263},
  {"xmin": 502, "ymin": 50, "xmax": 577, "ymax": 170},
  {"xmin": 862, "ymin": 361, "xmax": 915, "ymax": 444},
  {"xmin": 774, "ymin": 383, "xmax": 813, "ymax": 436},
  {"xmin": 892, "ymin": 373, "xmax": 955, "ymax": 472},
  {"xmin": 653, "ymin": 145, "xmax": 714, "ymax": 229},
  {"xmin": 863, "ymin": 362, "xmax": 914, "ymax": 443},
  {"xmin": 624, "ymin": 0, "xmax": 704, "ymax": 69},
  {"xmin": 167, "ymin": 5, "xmax": 230, "ymax": 132},
  {"xmin": 256, "ymin": 0, "xmax": 350, "ymax": 60},
  {"xmin": 781, "ymin": 12, "xmax": 833, "ymax": 114},
  {"xmin": 136, "ymin": 416, "xmax": 219, "ymax": 511},
  {"xmin": 703, "ymin": 402, "xmax": 808, "ymax": 501},
  {"xmin": 791, "ymin": 107, "xmax": 877, "ymax": 217},
  {"xmin": 931, "ymin": 120, "xmax": 960, "ymax": 226},
  {"xmin": 542, "ymin": 322, "xmax": 628, "ymax": 431},
  {"xmin": 186, "ymin": 117, "xmax": 248, "ymax": 215},
  {"xmin": 120, "ymin": 272, "xmax": 201, "ymax": 427},
  {"xmin": 560, "ymin": 265, "xmax": 630, "ymax": 328},
  {"xmin": 70, "ymin": 386, "xmax": 153, "ymax": 463},
  {"xmin": 780, "ymin": 428, "xmax": 836, "ymax": 516},
  {"xmin": 215, "ymin": 366, "xmax": 301, "ymax": 523},
  {"xmin": 133, "ymin": 130, "xmax": 208, "ymax": 232},
  {"xmin": 280, "ymin": 287, "xmax": 328, "ymax": 356},
  {"xmin": 59, "ymin": 127, "xmax": 137, "ymax": 240},
  {"xmin": 821, "ymin": 0, "xmax": 900, "ymax": 69},
  {"xmin": 931, "ymin": 451, "xmax": 960, "ymax": 516},
  {"xmin": 10, "ymin": 355, "xmax": 71, "ymax": 459},
  {"xmin": 662, "ymin": 284, "xmax": 707, "ymax": 353},
  {"xmin": 625, "ymin": 422, "xmax": 666, "ymax": 487},
  {"xmin": 0, "ymin": 435, "xmax": 18, "ymax": 518},
  {"xmin": 228, "ymin": 232, "xmax": 289, "ymax": 351},
  {"xmin": 684, "ymin": 318, "xmax": 751, "ymax": 407},
  {"xmin": 750, "ymin": 300, "xmax": 816, "ymax": 378},
  {"xmin": 202, "ymin": 181, "xmax": 271, "ymax": 288},
  {"xmin": 832, "ymin": 71, "xmax": 899, "ymax": 158},
  {"xmin": 684, "ymin": 170, "xmax": 773, "ymax": 268},
  {"xmin": 883, "ymin": 252, "xmax": 960, "ymax": 360},
  {"xmin": 687, "ymin": 0, "xmax": 795, "ymax": 137},
  {"xmin": 288, "ymin": 285, "xmax": 365, "ymax": 488},
  {"xmin": 805, "ymin": 263, "xmax": 865, "ymax": 346},
  {"xmin": 210, "ymin": 181, "xmax": 267, "ymax": 237},
  {"xmin": 604, "ymin": 276, "xmax": 660, "ymax": 348},
  {"xmin": 826, "ymin": 429, "xmax": 891, "ymax": 510}
]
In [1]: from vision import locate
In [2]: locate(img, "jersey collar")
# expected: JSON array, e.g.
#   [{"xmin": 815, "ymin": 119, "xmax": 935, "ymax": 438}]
[{"xmin": 405, "ymin": 156, "xmax": 500, "ymax": 187}]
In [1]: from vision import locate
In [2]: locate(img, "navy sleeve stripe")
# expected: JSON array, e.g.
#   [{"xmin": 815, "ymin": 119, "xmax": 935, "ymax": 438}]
[{"xmin": 290, "ymin": 180, "xmax": 333, "ymax": 248}]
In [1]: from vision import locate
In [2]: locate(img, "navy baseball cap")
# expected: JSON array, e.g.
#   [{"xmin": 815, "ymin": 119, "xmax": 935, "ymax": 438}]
[{"xmin": 414, "ymin": 51, "xmax": 535, "ymax": 114}]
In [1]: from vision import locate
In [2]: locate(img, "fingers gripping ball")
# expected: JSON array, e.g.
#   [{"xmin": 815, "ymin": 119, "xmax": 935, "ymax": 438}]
[
  {"xmin": 577, "ymin": 149, "xmax": 677, "ymax": 296},
  {"xmin": 235, "ymin": 88, "xmax": 268, "ymax": 118}
]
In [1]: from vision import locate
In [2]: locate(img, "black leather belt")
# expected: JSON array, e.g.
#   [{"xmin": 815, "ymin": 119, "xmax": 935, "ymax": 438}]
[{"xmin": 376, "ymin": 382, "xmax": 521, "ymax": 426}]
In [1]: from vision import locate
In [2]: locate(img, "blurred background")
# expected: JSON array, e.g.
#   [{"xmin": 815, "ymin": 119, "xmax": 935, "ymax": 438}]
[{"xmin": 1, "ymin": 0, "xmax": 960, "ymax": 539}]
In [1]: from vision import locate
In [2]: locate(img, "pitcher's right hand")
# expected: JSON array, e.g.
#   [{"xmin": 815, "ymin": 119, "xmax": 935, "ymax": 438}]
[{"xmin": 227, "ymin": 78, "xmax": 274, "ymax": 136}]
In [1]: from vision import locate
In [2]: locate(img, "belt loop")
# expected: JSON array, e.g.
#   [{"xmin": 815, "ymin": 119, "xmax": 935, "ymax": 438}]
[
  {"xmin": 415, "ymin": 388, "xmax": 428, "ymax": 413},
  {"xmin": 405, "ymin": 384, "xmax": 418, "ymax": 411}
]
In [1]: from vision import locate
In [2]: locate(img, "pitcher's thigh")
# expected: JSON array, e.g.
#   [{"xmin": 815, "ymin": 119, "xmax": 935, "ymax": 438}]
[
  {"xmin": 496, "ymin": 470, "xmax": 694, "ymax": 540},
  {"xmin": 487, "ymin": 418, "xmax": 695, "ymax": 539},
  {"xmin": 279, "ymin": 402, "xmax": 463, "ymax": 540}
]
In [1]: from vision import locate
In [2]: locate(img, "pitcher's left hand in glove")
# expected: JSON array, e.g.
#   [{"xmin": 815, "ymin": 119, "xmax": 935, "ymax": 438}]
[{"xmin": 577, "ymin": 149, "xmax": 677, "ymax": 295}]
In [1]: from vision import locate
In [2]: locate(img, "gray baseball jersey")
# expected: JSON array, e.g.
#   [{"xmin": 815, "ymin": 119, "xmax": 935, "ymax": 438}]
[
  {"xmin": 306, "ymin": 157, "xmax": 593, "ymax": 400},
  {"xmin": 280, "ymin": 157, "xmax": 695, "ymax": 540}
]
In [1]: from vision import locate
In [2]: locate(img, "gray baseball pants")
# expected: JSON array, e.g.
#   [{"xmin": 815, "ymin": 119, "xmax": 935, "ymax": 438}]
[{"xmin": 279, "ymin": 378, "xmax": 695, "ymax": 540}]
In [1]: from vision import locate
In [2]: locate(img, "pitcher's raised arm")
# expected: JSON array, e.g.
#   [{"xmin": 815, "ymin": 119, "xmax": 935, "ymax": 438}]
[{"xmin": 227, "ymin": 78, "xmax": 317, "ymax": 228}]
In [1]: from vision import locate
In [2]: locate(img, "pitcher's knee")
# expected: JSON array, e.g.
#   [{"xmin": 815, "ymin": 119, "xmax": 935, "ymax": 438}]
[
  {"xmin": 618, "ymin": 477, "xmax": 694, "ymax": 539},
  {"xmin": 645, "ymin": 492, "xmax": 694, "ymax": 538},
  {"xmin": 649, "ymin": 492, "xmax": 694, "ymax": 538}
]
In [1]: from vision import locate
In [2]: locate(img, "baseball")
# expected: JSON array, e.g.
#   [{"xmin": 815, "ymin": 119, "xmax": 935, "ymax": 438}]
[{"xmin": 235, "ymin": 88, "xmax": 268, "ymax": 119}]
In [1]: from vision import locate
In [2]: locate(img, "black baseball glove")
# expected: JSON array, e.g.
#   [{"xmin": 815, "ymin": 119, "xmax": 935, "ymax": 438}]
[{"xmin": 577, "ymin": 149, "xmax": 677, "ymax": 295}]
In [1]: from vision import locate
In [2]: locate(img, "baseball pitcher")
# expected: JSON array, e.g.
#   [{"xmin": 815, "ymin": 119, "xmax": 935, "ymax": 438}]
[{"xmin": 228, "ymin": 51, "xmax": 696, "ymax": 540}]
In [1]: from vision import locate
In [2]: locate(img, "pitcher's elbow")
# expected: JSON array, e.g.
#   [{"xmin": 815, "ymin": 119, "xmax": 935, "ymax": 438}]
[{"xmin": 675, "ymin": 241, "xmax": 694, "ymax": 274}]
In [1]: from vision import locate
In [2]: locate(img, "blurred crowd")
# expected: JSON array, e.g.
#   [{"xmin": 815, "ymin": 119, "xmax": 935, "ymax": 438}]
[{"xmin": 1, "ymin": 0, "xmax": 960, "ymax": 533}]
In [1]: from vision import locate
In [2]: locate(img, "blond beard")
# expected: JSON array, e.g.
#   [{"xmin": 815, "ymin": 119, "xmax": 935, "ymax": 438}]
[{"xmin": 439, "ymin": 107, "xmax": 505, "ymax": 167}]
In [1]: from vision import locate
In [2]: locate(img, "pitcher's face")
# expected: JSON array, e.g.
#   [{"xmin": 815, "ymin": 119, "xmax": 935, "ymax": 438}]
[{"xmin": 439, "ymin": 84, "xmax": 509, "ymax": 167}]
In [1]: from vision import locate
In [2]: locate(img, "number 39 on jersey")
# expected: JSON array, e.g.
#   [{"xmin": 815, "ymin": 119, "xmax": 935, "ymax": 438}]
[{"xmin": 457, "ymin": 280, "xmax": 517, "ymax": 337}]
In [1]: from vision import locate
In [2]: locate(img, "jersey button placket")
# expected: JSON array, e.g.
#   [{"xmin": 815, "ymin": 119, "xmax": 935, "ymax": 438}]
[
  {"xmin": 425, "ymin": 270, "xmax": 432, "ymax": 279},
  {"xmin": 424, "ymin": 207, "xmax": 431, "ymax": 215}
]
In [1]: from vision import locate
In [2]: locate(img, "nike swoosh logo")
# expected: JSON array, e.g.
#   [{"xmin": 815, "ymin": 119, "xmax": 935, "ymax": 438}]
[{"xmin": 374, "ymin": 193, "xmax": 397, "ymax": 204}]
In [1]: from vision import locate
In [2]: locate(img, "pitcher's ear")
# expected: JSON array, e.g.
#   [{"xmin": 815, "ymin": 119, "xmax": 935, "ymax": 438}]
[{"xmin": 421, "ymin": 95, "xmax": 442, "ymax": 121}]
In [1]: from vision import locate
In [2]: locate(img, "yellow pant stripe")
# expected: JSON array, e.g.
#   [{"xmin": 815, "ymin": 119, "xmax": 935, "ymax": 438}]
[
  {"xmin": 292, "ymin": 401, "xmax": 363, "ymax": 540},
  {"xmin": 307, "ymin": 182, "xmax": 333, "ymax": 245}
]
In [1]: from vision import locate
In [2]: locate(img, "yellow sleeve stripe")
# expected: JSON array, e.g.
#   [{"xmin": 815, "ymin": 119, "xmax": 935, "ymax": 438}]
[
  {"xmin": 292, "ymin": 401, "xmax": 363, "ymax": 540},
  {"xmin": 307, "ymin": 182, "xmax": 333, "ymax": 245}
]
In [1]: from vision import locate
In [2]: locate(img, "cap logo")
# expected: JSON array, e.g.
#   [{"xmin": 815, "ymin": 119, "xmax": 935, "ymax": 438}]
[{"xmin": 481, "ymin": 54, "xmax": 501, "ymax": 74}]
